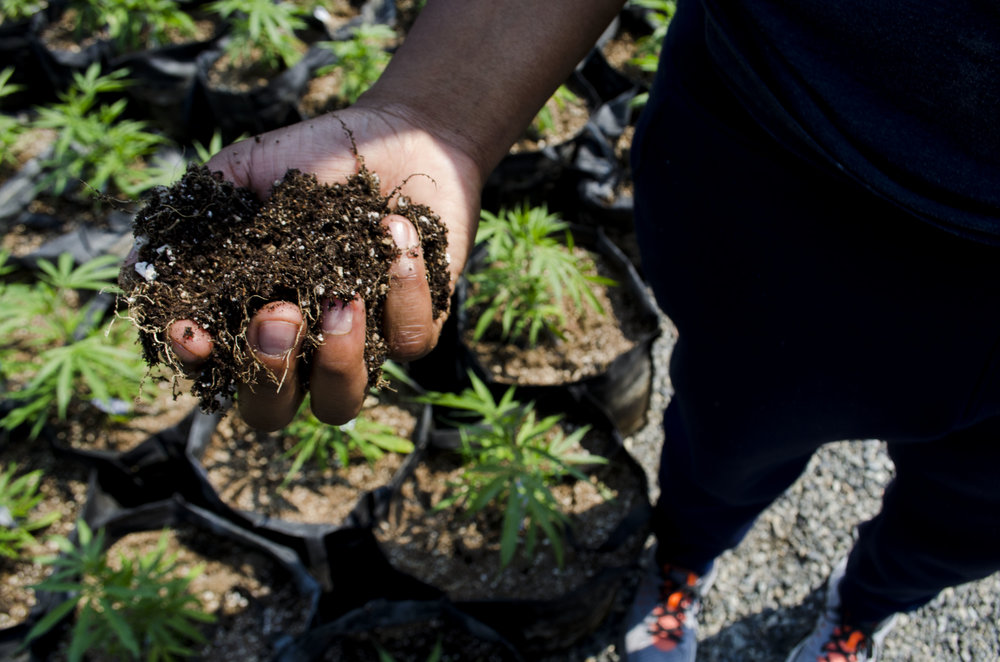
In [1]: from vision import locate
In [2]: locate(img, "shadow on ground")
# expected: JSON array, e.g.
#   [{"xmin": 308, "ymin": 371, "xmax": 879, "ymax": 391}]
[{"xmin": 698, "ymin": 588, "xmax": 825, "ymax": 662}]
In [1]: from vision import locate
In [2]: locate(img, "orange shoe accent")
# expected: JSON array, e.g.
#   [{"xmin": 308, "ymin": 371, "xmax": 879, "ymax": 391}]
[
  {"xmin": 645, "ymin": 565, "xmax": 704, "ymax": 653},
  {"xmin": 818, "ymin": 624, "xmax": 872, "ymax": 662},
  {"xmin": 843, "ymin": 629, "xmax": 866, "ymax": 651}
]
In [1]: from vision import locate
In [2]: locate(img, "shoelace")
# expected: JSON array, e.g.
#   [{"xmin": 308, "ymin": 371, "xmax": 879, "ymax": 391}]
[
  {"xmin": 817, "ymin": 623, "xmax": 874, "ymax": 662},
  {"xmin": 647, "ymin": 565, "xmax": 700, "ymax": 652}
]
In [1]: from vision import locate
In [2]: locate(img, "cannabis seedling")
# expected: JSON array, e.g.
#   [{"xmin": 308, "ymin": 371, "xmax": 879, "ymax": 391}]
[
  {"xmin": 0, "ymin": 67, "xmax": 25, "ymax": 167},
  {"xmin": 0, "ymin": 253, "xmax": 151, "ymax": 440},
  {"xmin": 627, "ymin": 0, "xmax": 676, "ymax": 108},
  {"xmin": 280, "ymin": 393, "xmax": 415, "ymax": 488},
  {"xmin": 207, "ymin": 0, "xmax": 309, "ymax": 72},
  {"xmin": 66, "ymin": 0, "xmax": 199, "ymax": 52},
  {"xmin": 25, "ymin": 520, "xmax": 215, "ymax": 662},
  {"xmin": 0, "ymin": 252, "xmax": 122, "ymax": 348},
  {"xmin": 0, "ymin": 463, "xmax": 60, "ymax": 560},
  {"xmin": 0, "ymin": 0, "xmax": 47, "ymax": 23},
  {"xmin": 30, "ymin": 63, "xmax": 168, "ymax": 197},
  {"xmin": 1, "ymin": 331, "xmax": 152, "ymax": 439},
  {"xmin": 377, "ymin": 638, "xmax": 443, "ymax": 662},
  {"xmin": 318, "ymin": 23, "xmax": 396, "ymax": 105},
  {"xmin": 421, "ymin": 373, "xmax": 608, "ymax": 568},
  {"xmin": 190, "ymin": 129, "xmax": 247, "ymax": 164},
  {"xmin": 528, "ymin": 84, "xmax": 581, "ymax": 141},
  {"xmin": 628, "ymin": 0, "xmax": 675, "ymax": 72},
  {"xmin": 465, "ymin": 204, "xmax": 617, "ymax": 347}
]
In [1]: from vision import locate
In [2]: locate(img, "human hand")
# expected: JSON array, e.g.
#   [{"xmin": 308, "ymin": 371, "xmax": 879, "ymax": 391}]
[{"xmin": 166, "ymin": 105, "xmax": 483, "ymax": 431}]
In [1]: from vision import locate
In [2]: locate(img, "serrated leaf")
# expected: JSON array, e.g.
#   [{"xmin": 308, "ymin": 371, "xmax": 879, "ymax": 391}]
[
  {"xmin": 499, "ymin": 491, "xmax": 525, "ymax": 568},
  {"xmin": 99, "ymin": 596, "xmax": 141, "ymax": 655},
  {"xmin": 55, "ymin": 355, "xmax": 75, "ymax": 420},
  {"xmin": 530, "ymin": 500, "xmax": 565, "ymax": 567},
  {"xmin": 24, "ymin": 598, "xmax": 77, "ymax": 648},
  {"xmin": 464, "ymin": 473, "xmax": 509, "ymax": 516}
]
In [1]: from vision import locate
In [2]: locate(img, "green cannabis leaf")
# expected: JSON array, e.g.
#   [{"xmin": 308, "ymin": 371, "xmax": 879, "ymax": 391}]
[
  {"xmin": 0, "ymin": 463, "xmax": 60, "ymax": 560},
  {"xmin": 318, "ymin": 23, "xmax": 396, "ymax": 105},
  {"xmin": 0, "ymin": 253, "xmax": 151, "ymax": 440},
  {"xmin": 25, "ymin": 520, "xmax": 215, "ymax": 662},
  {"xmin": 421, "ymin": 373, "xmax": 609, "ymax": 568},
  {"xmin": 207, "ymin": 0, "xmax": 309, "ymax": 71},
  {"xmin": 31, "ymin": 63, "xmax": 168, "ymax": 197},
  {"xmin": 280, "ymin": 394, "xmax": 415, "ymax": 488},
  {"xmin": 466, "ymin": 204, "xmax": 617, "ymax": 347}
]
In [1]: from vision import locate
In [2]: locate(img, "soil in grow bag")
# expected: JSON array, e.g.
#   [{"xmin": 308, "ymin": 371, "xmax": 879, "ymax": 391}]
[
  {"xmin": 33, "ymin": 508, "xmax": 318, "ymax": 662},
  {"xmin": 374, "ymin": 432, "xmax": 645, "ymax": 600},
  {"xmin": 49, "ymin": 383, "xmax": 202, "ymax": 454},
  {"xmin": 120, "ymin": 151, "xmax": 450, "ymax": 412},
  {"xmin": 197, "ymin": 386, "xmax": 426, "ymax": 525},
  {"xmin": 462, "ymin": 231, "xmax": 645, "ymax": 387},
  {"xmin": 102, "ymin": 526, "xmax": 312, "ymax": 660},
  {"xmin": 371, "ymin": 399, "xmax": 651, "ymax": 655},
  {"xmin": 0, "ymin": 437, "xmax": 89, "ymax": 630}
]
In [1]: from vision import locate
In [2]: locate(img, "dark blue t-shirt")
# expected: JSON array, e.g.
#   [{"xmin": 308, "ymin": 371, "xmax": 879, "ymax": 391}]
[{"xmin": 701, "ymin": 0, "xmax": 1000, "ymax": 242}]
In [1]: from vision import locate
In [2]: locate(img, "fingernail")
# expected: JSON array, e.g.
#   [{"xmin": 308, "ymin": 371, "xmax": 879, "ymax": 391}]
[
  {"xmin": 257, "ymin": 320, "xmax": 299, "ymax": 356},
  {"xmin": 388, "ymin": 218, "xmax": 418, "ymax": 250},
  {"xmin": 323, "ymin": 299, "xmax": 353, "ymax": 335},
  {"xmin": 170, "ymin": 339, "xmax": 199, "ymax": 364}
]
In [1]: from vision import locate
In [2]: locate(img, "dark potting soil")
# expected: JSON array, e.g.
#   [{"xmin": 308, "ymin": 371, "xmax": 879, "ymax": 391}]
[{"xmin": 120, "ymin": 159, "xmax": 449, "ymax": 411}]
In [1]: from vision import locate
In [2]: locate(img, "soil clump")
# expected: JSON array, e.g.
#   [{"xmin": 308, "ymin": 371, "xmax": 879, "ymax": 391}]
[{"xmin": 120, "ymin": 158, "xmax": 449, "ymax": 411}]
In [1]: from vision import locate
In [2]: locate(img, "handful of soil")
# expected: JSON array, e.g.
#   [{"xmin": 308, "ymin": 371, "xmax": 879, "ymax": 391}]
[{"xmin": 119, "ymin": 162, "xmax": 450, "ymax": 412}]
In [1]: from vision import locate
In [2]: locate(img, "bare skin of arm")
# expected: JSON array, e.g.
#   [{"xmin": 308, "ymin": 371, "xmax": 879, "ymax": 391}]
[{"xmin": 168, "ymin": 0, "xmax": 627, "ymax": 431}]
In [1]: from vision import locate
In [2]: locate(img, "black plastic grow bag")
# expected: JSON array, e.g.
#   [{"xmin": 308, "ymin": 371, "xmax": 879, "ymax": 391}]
[
  {"xmin": 186, "ymin": 43, "xmax": 335, "ymax": 144},
  {"xmin": 275, "ymin": 598, "xmax": 526, "ymax": 662},
  {"xmin": 109, "ymin": 36, "xmax": 224, "ymax": 142},
  {"xmin": 0, "ymin": 11, "xmax": 57, "ymax": 110},
  {"xmin": 7, "ymin": 493, "xmax": 321, "ymax": 661},
  {"xmin": 366, "ymin": 386, "xmax": 652, "ymax": 656},
  {"xmin": 457, "ymin": 223, "xmax": 661, "ymax": 435},
  {"xmin": 180, "ymin": 386, "xmax": 434, "ymax": 590}
]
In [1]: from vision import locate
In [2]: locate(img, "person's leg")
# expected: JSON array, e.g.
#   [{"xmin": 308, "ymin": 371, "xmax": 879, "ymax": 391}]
[
  {"xmin": 786, "ymin": 415, "xmax": 1000, "ymax": 662},
  {"xmin": 841, "ymin": 416, "xmax": 1000, "ymax": 623},
  {"xmin": 627, "ymin": 0, "xmax": 1000, "ymax": 658},
  {"xmin": 629, "ymin": 0, "xmax": 837, "ymax": 578},
  {"xmin": 632, "ymin": 0, "xmax": 1000, "ymax": 577},
  {"xmin": 650, "ymin": 398, "xmax": 814, "ymax": 575},
  {"xmin": 627, "ymin": 2, "xmax": 873, "ymax": 655}
]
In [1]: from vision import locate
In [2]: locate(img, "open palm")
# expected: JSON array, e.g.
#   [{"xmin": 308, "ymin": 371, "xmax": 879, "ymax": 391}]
[{"xmin": 169, "ymin": 105, "xmax": 483, "ymax": 430}]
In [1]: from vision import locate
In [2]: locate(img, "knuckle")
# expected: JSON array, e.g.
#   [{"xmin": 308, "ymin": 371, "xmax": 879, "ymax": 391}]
[
  {"xmin": 391, "ymin": 260, "xmax": 423, "ymax": 288},
  {"xmin": 388, "ymin": 323, "xmax": 436, "ymax": 359}
]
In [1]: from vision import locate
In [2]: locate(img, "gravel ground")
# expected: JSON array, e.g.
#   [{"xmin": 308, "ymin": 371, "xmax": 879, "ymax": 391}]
[{"xmin": 566, "ymin": 310, "xmax": 1000, "ymax": 662}]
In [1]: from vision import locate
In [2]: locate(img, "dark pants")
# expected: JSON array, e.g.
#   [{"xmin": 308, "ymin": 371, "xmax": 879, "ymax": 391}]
[{"xmin": 632, "ymin": 0, "xmax": 1000, "ymax": 623}]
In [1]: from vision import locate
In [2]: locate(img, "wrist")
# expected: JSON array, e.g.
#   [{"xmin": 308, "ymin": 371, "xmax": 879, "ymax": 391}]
[{"xmin": 353, "ymin": 94, "xmax": 496, "ymax": 192}]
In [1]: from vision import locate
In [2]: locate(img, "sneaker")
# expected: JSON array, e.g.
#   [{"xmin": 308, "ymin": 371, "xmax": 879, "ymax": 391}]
[
  {"xmin": 785, "ymin": 558, "xmax": 899, "ymax": 662},
  {"xmin": 624, "ymin": 549, "xmax": 718, "ymax": 661}
]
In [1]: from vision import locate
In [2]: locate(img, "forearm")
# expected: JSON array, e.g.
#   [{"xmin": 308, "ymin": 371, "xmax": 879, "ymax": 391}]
[{"xmin": 357, "ymin": 0, "xmax": 626, "ymax": 186}]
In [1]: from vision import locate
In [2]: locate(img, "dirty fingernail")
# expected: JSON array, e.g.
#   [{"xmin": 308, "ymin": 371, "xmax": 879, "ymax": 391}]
[
  {"xmin": 323, "ymin": 299, "xmax": 353, "ymax": 335},
  {"xmin": 389, "ymin": 218, "xmax": 418, "ymax": 250},
  {"xmin": 257, "ymin": 320, "xmax": 299, "ymax": 356}
]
